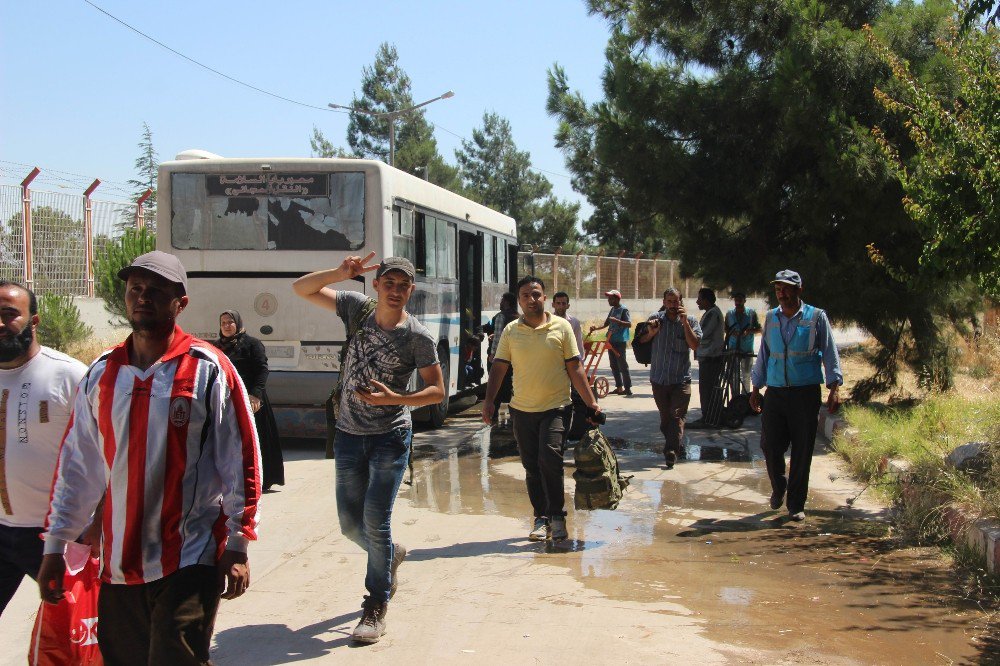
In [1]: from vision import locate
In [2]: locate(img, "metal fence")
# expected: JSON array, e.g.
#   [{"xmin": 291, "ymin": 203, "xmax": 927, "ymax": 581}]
[
  {"xmin": 1, "ymin": 175, "xmax": 688, "ymax": 302},
  {"xmin": 516, "ymin": 252, "xmax": 697, "ymax": 301},
  {"xmin": 0, "ymin": 175, "xmax": 152, "ymax": 297}
]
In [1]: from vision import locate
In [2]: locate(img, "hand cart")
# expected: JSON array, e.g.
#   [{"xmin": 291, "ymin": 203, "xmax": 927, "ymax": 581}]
[
  {"xmin": 709, "ymin": 350, "xmax": 756, "ymax": 428},
  {"xmin": 582, "ymin": 337, "xmax": 616, "ymax": 398}
]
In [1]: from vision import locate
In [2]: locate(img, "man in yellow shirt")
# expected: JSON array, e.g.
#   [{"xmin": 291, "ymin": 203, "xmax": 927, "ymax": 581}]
[{"xmin": 482, "ymin": 276, "xmax": 601, "ymax": 541}]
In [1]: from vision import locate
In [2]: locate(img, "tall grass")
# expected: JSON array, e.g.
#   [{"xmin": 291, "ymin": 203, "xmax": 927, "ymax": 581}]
[{"xmin": 835, "ymin": 394, "xmax": 1000, "ymax": 539}]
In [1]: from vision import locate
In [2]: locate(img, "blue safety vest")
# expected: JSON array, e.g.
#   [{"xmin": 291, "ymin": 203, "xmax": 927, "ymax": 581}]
[{"xmin": 763, "ymin": 304, "xmax": 825, "ymax": 387}]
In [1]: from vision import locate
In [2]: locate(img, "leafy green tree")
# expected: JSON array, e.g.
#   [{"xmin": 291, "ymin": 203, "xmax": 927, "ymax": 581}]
[
  {"xmin": 126, "ymin": 122, "xmax": 158, "ymax": 232},
  {"xmin": 309, "ymin": 126, "xmax": 352, "ymax": 158},
  {"xmin": 533, "ymin": 197, "xmax": 584, "ymax": 251},
  {"xmin": 547, "ymin": 67, "xmax": 671, "ymax": 256},
  {"xmin": 95, "ymin": 227, "xmax": 156, "ymax": 325},
  {"xmin": 962, "ymin": 0, "xmax": 999, "ymax": 27},
  {"xmin": 343, "ymin": 43, "xmax": 459, "ymax": 190},
  {"xmin": 1, "ymin": 207, "xmax": 86, "ymax": 294},
  {"xmin": 868, "ymin": 20, "xmax": 999, "ymax": 297},
  {"xmin": 547, "ymin": 0, "xmax": 965, "ymax": 394},
  {"xmin": 37, "ymin": 294, "xmax": 92, "ymax": 352},
  {"xmin": 455, "ymin": 112, "xmax": 581, "ymax": 248}
]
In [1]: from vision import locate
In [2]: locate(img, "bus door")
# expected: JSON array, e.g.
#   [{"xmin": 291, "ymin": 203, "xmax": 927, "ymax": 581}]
[{"xmin": 458, "ymin": 230, "xmax": 483, "ymax": 389}]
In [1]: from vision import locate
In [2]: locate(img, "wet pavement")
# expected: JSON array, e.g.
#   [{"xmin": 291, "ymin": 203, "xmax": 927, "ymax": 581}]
[
  {"xmin": 1, "ymin": 362, "xmax": 997, "ymax": 664},
  {"xmin": 408, "ymin": 411, "xmax": 997, "ymax": 664}
]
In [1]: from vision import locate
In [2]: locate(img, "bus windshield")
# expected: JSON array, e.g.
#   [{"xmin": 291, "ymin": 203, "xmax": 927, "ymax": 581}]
[{"xmin": 170, "ymin": 171, "xmax": 365, "ymax": 250}]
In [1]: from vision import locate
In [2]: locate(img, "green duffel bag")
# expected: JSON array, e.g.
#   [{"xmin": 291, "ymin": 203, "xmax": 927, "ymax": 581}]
[
  {"xmin": 574, "ymin": 472, "xmax": 625, "ymax": 510},
  {"xmin": 573, "ymin": 428, "xmax": 632, "ymax": 510}
]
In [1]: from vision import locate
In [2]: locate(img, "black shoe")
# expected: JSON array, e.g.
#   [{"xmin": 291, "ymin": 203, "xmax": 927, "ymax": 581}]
[
  {"xmin": 769, "ymin": 489, "xmax": 784, "ymax": 510},
  {"xmin": 389, "ymin": 543, "xmax": 407, "ymax": 599},
  {"xmin": 664, "ymin": 451, "xmax": 677, "ymax": 469},
  {"xmin": 623, "ymin": 388, "xmax": 633, "ymax": 396},
  {"xmin": 352, "ymin": 596, "xmax": 388, "ymax": 643}
]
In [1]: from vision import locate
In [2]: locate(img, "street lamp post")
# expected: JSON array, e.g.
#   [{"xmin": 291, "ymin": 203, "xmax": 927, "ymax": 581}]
[{"xmin": 328, "ymin": 90, "xmax": 454, "ymax": 167}]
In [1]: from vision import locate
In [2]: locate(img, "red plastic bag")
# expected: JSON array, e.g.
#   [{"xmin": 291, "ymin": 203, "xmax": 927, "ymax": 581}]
[{"xmin": 28, "ymin": 542, "xmax": 103, "ymax": 666}]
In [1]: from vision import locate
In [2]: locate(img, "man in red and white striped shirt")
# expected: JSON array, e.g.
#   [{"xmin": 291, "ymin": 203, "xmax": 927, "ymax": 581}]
[{"xmin": 37, "ymin": 251, "xmax": 261, "ymax": 665}]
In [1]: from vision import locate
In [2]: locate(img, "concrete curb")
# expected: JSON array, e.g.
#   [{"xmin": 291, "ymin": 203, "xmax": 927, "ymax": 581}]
[
  {"xmin": 817, "ymin": 408, "xmax": 849, "ymax": 442},
  {"xmin": 821, "ymin": 409, "xmax": 1000, "ymax": 576}
]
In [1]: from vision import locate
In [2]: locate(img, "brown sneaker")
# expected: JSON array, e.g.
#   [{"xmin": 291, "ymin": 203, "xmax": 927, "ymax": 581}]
[
  {"xmin": 389, "ymin": 543, "xmax": 407, "ymax": 599},
  {"xmin": 351, "ymin": 596, "xmax": 388, "ymax": 644}
]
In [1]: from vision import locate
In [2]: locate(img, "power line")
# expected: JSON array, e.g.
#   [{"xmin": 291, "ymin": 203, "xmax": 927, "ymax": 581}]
[
  {"xmin": 80, "ymin": 1, "xmax": 574, "ymax": 183},
  {"xmin": 82, "ymin": 0, "xmax": 348, "ymax": 114}
]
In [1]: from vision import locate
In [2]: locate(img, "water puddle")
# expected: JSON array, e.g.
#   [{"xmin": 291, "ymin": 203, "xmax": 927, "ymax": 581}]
[{"xmin": 403, "ymin": 424, "xmax": 998, "ymax": 664}]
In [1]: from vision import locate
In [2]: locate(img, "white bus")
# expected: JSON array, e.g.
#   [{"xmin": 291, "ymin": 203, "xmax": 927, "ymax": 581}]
[{"xmin": 157, "ymin": 152, "xmax": 517, "ymax": 431}]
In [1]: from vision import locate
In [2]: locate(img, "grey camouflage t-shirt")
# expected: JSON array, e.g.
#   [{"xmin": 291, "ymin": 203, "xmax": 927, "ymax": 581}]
[{"xmin": 335, "ymin": 290, "xmax": 438, "ymax": 435}]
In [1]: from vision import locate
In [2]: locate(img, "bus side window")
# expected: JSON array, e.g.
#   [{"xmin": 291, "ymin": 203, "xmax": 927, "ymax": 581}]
[
  {"xmin": 496, "ymin": 238, "xmax": 507, "ymax": 284},
  {"xmin": 423, "ymin": 214, "xmax": 438, "ymax": 278},
  {"xmin": 483, "ymin": 233, "xmax": 494, "ymax": 282},
  {"xmin": 393, "ymin": 206, "xmax": 415, "ymax": 263},
  {"xmin": 437, "ymin": 219, "xmax": 457, "ymax": 279}
]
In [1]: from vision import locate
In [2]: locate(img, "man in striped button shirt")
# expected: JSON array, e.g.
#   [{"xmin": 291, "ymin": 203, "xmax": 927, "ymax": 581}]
[
  {"xmin": 636, "ymin": 288, "xmax": 702, "ymax": 469},
  {"xmin": 38, "ymin": 251, "xmax": 261, "ymax": 665}
]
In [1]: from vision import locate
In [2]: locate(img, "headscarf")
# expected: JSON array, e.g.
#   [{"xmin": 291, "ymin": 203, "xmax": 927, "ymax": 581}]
[{"xmin": 217, "ymin": 309, "xmax": 245, "ymax": 352}]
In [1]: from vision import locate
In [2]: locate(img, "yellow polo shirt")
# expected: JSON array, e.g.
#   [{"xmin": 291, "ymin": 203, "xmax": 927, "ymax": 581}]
[{"xmin": 495, "ymin": 312, "xmax": 580, "ymax": 412}]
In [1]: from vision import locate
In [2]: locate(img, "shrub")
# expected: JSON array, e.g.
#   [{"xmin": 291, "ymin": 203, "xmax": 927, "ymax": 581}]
[
  {"xmin": 36, "ymin": 294, "xmax": 93, "ymax": 353},
  {"xmin": 94, "ymin": 227, "xmax": 155, "ymax": 325}
]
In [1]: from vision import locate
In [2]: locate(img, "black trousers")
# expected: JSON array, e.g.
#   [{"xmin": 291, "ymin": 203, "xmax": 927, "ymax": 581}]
[
  {"xmin": 760, "ymin": 385, "xmax": 822, "ymax": 514},
  {"xmin": 98, "ymin": 564, "xmax": 220, "ymax": 666},
  {"xmin": 0, "ymin": 524, "xmax": 44, "ymax": 616},
  {"xmin": 510, "ymin": 406, "xmax": 570, "ymax": 518},
  {"xmin": 697, "ymin": 355, "xmax": 724, "ymax": 424}
]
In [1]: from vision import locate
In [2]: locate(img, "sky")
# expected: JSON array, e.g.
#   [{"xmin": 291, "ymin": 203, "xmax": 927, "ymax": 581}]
[{"xmin": 0, "ymin": 1, "xmax": 611, "ymax": 213}]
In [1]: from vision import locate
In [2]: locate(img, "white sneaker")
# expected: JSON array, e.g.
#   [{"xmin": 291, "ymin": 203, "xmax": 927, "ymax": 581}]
[{"xmin": 528, "ymin": 517, "xmax": 549, "ymax": 541}]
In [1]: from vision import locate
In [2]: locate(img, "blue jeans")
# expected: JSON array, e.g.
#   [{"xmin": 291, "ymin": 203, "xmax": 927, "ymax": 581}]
[{"xmin": 334, "ymin": 427, "xmax": 411, "ymax": 603}]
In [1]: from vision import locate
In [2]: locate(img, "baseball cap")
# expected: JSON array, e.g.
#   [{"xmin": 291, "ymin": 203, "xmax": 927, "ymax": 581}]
[
  {"xmin": 771, "ymin": 269, "xmax": 802, "ymax": 287},
  {"xmin": 604, "ymin": 289, "xmax": 622, "ymax": 298},
  {"xmin": 118, "ymin": 251, "xmax": 188, "ymax": 295},
  {"xmin": 375, "ymin": 257, "xmax": 416, "ymax": 280}
]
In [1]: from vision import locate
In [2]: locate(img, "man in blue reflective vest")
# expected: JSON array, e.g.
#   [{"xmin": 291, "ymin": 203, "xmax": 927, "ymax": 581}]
[{"xmin": 749, "ymin": 270, "xmax": 842, "ymax": 521}]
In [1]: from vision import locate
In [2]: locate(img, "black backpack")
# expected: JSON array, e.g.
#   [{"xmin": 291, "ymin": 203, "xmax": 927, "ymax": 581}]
[
  {"xmin": 573, "ymin": 428, "xmax": 632, "ymax": 510},
  {"xmin": 632, "ymin": 321, "xmax": 652, "ymax": 365}
]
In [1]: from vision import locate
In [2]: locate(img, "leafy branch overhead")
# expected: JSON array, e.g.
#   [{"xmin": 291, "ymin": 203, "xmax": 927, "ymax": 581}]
[{"xmin": 868, "ymin": 21, "xmax": 1000, "ymax": 297}]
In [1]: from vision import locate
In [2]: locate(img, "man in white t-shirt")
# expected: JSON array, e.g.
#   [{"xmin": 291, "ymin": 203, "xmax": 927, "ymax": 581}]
[{"xmin": 0, "ymin": 281, "xmax": 86, "ymax": 615}]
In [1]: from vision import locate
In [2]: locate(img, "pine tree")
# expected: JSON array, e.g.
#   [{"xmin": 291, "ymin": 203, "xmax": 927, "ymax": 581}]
[
  {"xmin": 126, "ymin": 122, "xmax": 158, "ymax": 231},
  {"xmin": 547, "ymin": 0, "xmax": 967, "ymax": 393},
  {"xmin": 342, "ymin": 43, "xmax": 459, "ymax": 190}
]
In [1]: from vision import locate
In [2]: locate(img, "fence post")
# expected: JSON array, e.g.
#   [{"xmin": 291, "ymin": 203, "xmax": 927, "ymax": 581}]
[
  {"xmin": 83, "ymin": 179, "xmax": 101, "ymax": 298},
  {"xmin": 595, "ymin": 249, "xmax": 604, "ymax": 299},
  {"xmin": 574, "ymin": 250, "xmax": 583, "ymax": 302},
  {"xmin": 616, "ymin": 250, "xmax": 625, "ymax": 291},
  {"xmin": 652, "ymin": 253, "xmax": 660, "ymax": 295},
  {"xmin": 136, "ymin": 188, "xmax": 153, "ymax": 230},
  {"xmin": 670, "ymin": 260, "xmax": 675, "ymax": 290},
  {"xmin": 552, "ymin": 247, "xmax": 560, "ymax": 292},
  {"xmin": 634, "ymin": 252, "xmax": 643, "ymax": 300},
  {"xmin": 20, "ymin": 168, "xmax": 40, "ymax": 290}
]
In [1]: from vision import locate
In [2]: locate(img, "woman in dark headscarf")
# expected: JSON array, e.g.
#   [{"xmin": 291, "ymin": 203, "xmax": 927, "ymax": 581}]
[{"xmin": 214, "ymin": 310, "xmax": 284, "ymax": 490}]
